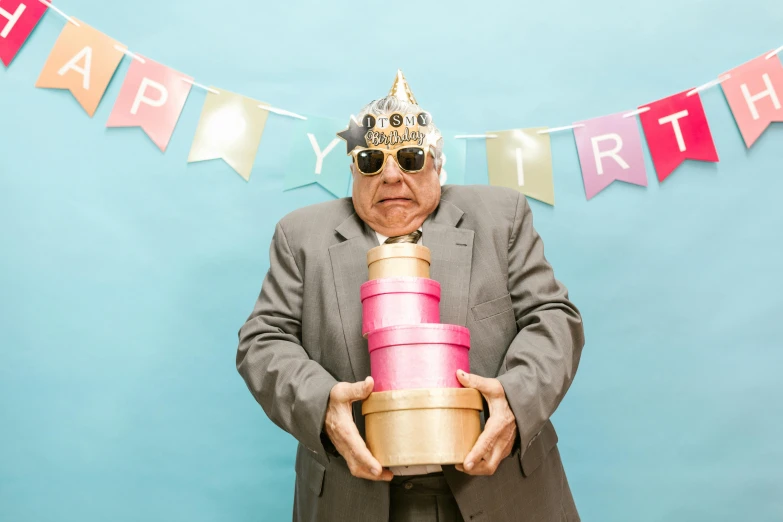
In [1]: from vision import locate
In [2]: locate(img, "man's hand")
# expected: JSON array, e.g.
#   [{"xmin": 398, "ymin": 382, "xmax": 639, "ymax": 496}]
[
  {"xmin": 324, "ymin": 376, "xmax": 393, "ymax": 482},
  {"xmin": 455, "ymin": 369, "xmax": 518, "ymax": 476}
]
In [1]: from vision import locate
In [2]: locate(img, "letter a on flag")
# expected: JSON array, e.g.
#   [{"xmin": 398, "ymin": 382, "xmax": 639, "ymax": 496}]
[
  {"xmin": 36, "ymin": 19, "xmax": 126, "ymax": 117},
  {"xmin": 0, "ymin": 0, "xmax": 48, "ymax": 66}
]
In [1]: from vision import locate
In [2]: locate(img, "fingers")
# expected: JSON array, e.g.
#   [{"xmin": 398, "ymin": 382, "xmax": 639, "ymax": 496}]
[
  {"xmin": 331, "ymin": 376, "xmax": 375, "ymax": 404},
  {"xmin": 342, "ymin": 425, "xmax": 391, "ymax": 481},
  {"xmin": 457, "ymin": 370, "xmax": 503, "ymax": 398},
  {"xmin": 458, "ymin": 415, "xmax": 517, "ymax": 476}
]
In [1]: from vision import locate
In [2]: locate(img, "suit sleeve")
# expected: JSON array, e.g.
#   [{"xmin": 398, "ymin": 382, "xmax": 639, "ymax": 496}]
[
  {"xmin": 496, "ymin": 193, "xmax": 585, "ymax": 456},
  {"xmin": 236, "ymin": 222, "xmax": 338, "ymax": 459}
]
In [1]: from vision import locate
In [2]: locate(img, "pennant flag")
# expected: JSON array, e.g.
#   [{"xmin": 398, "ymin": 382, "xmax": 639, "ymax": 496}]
[
  {"xmin": 637, "ymin": 90, "xmax": 718, "ymax": 182},
  {"xmin": 35, "ymin": 19, "xmax": 125, "ymax": 117},
  {"xmin": 0, "ymin": 0, "xmax": 48, "ymax": 66},
  {"xmin": 573, "ymin": 112, "xmax": 647, "ymax": 200},
  {"xmin": 486, "ymin": 129, "xmax": 554, "ymax": 205},
  {"xmin": 284, "ymin": 116, "xmax": 350, "ymax": 197},
  {"xmin": 721, "ymin": 52, "xmax": 783, "ymax": 147},
  {"xmin": 106, "ymin": 57, "xmax": 193, "ymax": 152},
  {"xmin": 187, "ymin": 88, "xmax": 269, "ymax": 181},
  {"xmin": 439, "ymin": 135, "xmax": 466, "ymax": 186}
]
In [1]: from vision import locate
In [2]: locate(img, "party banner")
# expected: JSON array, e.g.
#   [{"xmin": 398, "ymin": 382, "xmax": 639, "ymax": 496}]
[
  {"xmin": 439, "ymin": 136, "xmax": 466, "ymax": 186},
  {"xmin": 187, "ymin": 88, "xmax": 270, "ymax": 181},
  {"xmin": 573, "ymin": 112, "xmax": 647, "ymax": 200},
  {"xmin": 486, "ymin": 129, "xmax": 554, "ymax": 205},
  {"xmin": 0, "ymin": 0, "xmax": 48, "ymax": 66},
  {"xmin": 284, "ymin": 116, "xmax": 351, "ymax": 197},
  {"xmin": 721, "ymin": 52, "xmax": 783, "ymax": 147},
  {"xmin": 35, "ymin": 19, "xmax": 125, "ymax": 117},
  {"xmin": 637, "ymin": 90, "xmax": 718, "ymax": 182},
  {"xmin": 106, "ymin": 57, "xmax": 193, "ymax": 152}
]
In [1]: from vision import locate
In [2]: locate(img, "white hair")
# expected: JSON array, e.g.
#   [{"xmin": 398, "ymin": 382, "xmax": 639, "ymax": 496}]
[{"xmin": 355, "ymin": 96, "xmax": 444, "ymax": 170}]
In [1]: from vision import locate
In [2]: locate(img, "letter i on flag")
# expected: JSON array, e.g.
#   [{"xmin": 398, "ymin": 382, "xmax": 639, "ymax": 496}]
[
  {"xmin": 187, "ymin": 89, "xmax": 270, "ymax": 181},
  {"xmin": 637, "ymin": 90, "xmax": 718, "ymax": 182},
  {"xmin": 35, "ymin": 19, "xmax": 126, "ymax": 117},
  {"xmin": 486, "ymin": 129, "xmax": 554, "ymax": 205},
  {"xmin": 721, "ymin": 52, "xmax": 783, "ymax": 147},
  {"xmin": 573, "ymin": 112, "xmax": 648, "ymax": 200},
  {"xmin": 0, "ymin": 0, "xmax": 48, "ymax": 66},
  {"xmin": 284, "ymin": 116, "xmax": 350, "ymax": 197},
  {"xmin": 106, "ymin": 57, "xmax": 193, "ymax": 152}
]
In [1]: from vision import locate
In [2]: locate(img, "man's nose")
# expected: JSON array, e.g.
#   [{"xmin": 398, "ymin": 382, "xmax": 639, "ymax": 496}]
[{"xmin": 381, "ymin": 157, "xmax": 403, "ymax": 183}]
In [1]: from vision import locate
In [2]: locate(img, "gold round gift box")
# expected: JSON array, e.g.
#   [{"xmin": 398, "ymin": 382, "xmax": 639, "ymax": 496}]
[
  {"xmin": 366, "ymin": 243, "xmax": 431, "ymax": 280},
  {"xmin": 362, "ymin": 387, "xmax": 482, "ymax": 467}
]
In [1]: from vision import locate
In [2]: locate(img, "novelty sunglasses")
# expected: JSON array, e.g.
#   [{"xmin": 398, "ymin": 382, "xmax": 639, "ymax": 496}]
[{"xmin": 351, "ymin": 145, "xmax": 431, "ymax": 176}]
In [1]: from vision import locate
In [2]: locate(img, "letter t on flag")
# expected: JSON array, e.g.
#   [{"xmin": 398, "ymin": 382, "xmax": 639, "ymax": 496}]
[
  {"xmin": 573, "ymin": 112, "xmax": 648, "ymax": 200},
  {"xmin": 106, "ymin": 57, "xmax": 193, "ymax": 152},
  {"xmin": 0, "ymin": 0, "xmax": 48, "ymax": 66},
  {"xmin": 637, "ymin": 90, "xmax": 719, "ymax": 182}
]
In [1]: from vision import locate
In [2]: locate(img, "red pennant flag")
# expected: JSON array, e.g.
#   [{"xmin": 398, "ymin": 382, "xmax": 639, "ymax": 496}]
[
  {"xmin": 0, "ymin": 0, "xmax": 48, "ymax": 66},
  {"xmin": 721, "ymin": 52, "xmax": 783, "ymax": 147},
  {"xmin": 637, "ymin": 90, "xmax": 718, "ymax": 182}
]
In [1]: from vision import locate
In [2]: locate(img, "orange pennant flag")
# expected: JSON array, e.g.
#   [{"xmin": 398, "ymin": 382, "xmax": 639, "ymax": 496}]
[{"xmin": 35, "ymin": 18, "xmax": 125, "ymax": 117}]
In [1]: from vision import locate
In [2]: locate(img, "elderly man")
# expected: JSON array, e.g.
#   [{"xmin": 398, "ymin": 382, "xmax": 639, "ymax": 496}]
[{"xmin": 237, "ymin": 71, "xmax": 585, "ymax": 522}]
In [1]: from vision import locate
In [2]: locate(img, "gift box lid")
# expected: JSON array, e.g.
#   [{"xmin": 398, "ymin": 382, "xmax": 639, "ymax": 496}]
[
  {"xmin": 367, "ymin": 324, "xmax": 470, "ymax": 353},
  {"xmin": 362, "ymin": 387, "xmax": 482, "ymax": 415},
  {"xmin": 360, "ymin": 277, "xmax": 441, "ymax": 301},
  {"xmin": 367, "ymin": 243, "xmax": 431, "ymax": 265}
]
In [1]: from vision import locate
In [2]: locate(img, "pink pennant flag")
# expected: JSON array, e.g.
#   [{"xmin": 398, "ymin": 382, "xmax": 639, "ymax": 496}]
[
  {"xmin": 721, "ymin": 52, "xmax": 783, "ymax": 147},
  {"xmin": 106, "ymin": 57, "xmax": 193, "ymax": 152},
  {"xmin": 0, "ymin": 0, "xmax": 48, "ymax": 66},
  {"xmin": 638, "ymin": 90, "xmax": 719, "ymax": 182},
  {"xmin": 573, "ymin": 112, "xmax": 648, "ymax": 200}
]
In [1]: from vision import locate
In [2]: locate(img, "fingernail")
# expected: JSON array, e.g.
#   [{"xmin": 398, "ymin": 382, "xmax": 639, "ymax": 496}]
[
  {"xmin": 371, "ymin": 467, "xmax": 381, "ymax": 476},
  {"xmin": 465, "ymin": 461, "xmax": 473, "ymax": 471},
  {"xmin": 458, "ymin": 370, "xmax": 465, "ymax": 377}
]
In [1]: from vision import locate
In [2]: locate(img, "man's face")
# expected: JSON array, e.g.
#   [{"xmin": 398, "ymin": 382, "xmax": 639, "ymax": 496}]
[{"xmin": 351, "ymin": 148, "xmax": 441, "ymax": 238}]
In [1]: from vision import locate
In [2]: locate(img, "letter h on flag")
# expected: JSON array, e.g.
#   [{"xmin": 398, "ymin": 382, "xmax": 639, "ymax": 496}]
[
  {"xmin": 721, "ymin": 51, "xmax": 783, "ymax": 147},
  {"xmin": 0, "ymin": 0, "xmax": 48, "ymax": 66}
]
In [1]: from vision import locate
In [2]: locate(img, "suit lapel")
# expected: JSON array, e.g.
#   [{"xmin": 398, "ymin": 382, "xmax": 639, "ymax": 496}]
[
  {"xmin": 330, "ymin": 212, "xmax": 378, "ymax": 382},
  {"xmin": 423, "ymin": 199, "xmax": 474, "ymax": 327}
]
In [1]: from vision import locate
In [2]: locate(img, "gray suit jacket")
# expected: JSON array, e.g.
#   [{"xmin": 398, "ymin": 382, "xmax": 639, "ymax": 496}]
[{"xmin": 237, "ymin": 185, "xmax": 585, "ymax": 522}]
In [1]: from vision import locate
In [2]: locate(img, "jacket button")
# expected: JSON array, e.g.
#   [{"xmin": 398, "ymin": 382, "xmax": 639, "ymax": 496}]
[{"xmin": 404, "ymin": 482, "xmax": 413, "ymax": 490}]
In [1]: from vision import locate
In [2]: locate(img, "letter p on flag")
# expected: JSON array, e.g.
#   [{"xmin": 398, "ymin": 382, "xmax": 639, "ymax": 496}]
[
  {"xmin": 106, "ymin": 57, "xmax": 193, "ymax": 152},
  {"xmin": 0, "ymin": 0, "xmax": 48, "ymax": 66}
]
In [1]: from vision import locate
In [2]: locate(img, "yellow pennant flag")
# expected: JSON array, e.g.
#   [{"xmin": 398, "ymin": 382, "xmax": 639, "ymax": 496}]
[
  {"xmin": 486, "ymin": 128, "xmax": 555, "ymax": 206},
  {"xmin": 35, "ymin": 19, "xmax": 126, "ymax": 117},
  {"xmin": 187, "ymin": 88, "xmax": 270, "ymax": 181}
]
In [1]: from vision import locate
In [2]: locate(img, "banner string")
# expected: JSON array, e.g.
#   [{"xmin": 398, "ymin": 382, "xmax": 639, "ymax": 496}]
[
  {"xmin": 455, "ymin": 134, "xmax": 498, "ymax": 139},
  {"xmin": 181, "ymin": 78, "xmax": 220, "ymax": 95},
  {"xmin": 38, "ymin": 0, "xmax": 79, "ymax": 26},
  {"xmin": 32, "ymin": 2, "xmax": 783, "ymax": 129}
]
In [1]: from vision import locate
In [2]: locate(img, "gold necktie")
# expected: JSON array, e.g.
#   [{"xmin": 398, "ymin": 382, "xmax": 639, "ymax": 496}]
[{"xmin": 384, "ymin": 230, "xmax": 422, "ymax": 244}]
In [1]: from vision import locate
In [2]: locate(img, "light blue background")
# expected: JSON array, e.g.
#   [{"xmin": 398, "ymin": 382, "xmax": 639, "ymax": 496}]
[{"xmin": 2, "ymin": 1, "xmax": 782, "ymax": 521}]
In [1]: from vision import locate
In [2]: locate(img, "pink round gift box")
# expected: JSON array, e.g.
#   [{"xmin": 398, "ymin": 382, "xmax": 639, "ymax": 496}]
[
  {"xmin": 360, "ymin": 277, "xmax": 441, "ymax": 337},
  {"xmin": 367, "ymin": 324, "xmax": 471, "ymax": 392}
]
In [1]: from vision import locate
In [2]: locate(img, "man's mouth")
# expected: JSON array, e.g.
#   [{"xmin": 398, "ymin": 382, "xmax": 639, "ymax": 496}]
[{"xmin": 378, "ymin": 197, "xmax": 411, "ymax": 203}]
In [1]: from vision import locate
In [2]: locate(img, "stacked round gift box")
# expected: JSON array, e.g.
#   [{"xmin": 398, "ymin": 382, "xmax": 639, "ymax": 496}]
[{"xmin": 360, "ymin": 242, "xmax": 482, "ymax": 467}]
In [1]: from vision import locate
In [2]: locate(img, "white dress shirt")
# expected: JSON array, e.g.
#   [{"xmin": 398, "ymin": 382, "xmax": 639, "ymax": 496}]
[{"xmin": 371, "ymin": 228, "xmax": 442, "ymax": 476}]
